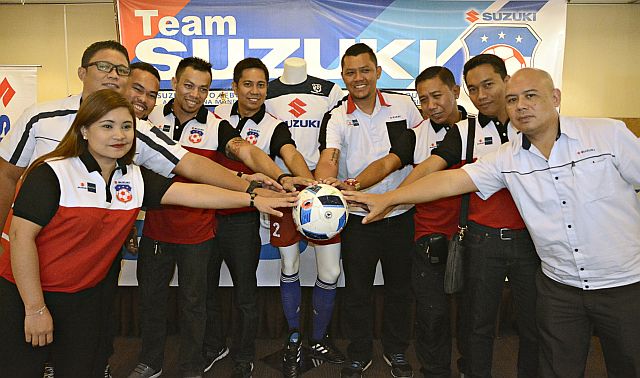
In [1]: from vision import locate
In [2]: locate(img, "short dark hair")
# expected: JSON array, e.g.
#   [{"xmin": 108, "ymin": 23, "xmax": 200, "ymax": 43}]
[
  {"xmin": 415, "ymin": 66, "xmax": 457, "ymax": 90},
  {"xmin": 81, "ymin": 41, "xmax": 129, "ymax": 67},
  {"xmin": 175, "ymin": 57, "xmax": 212, "ymax": 81},
  {"xmin": 130, "ymin": 61, "xmax": 160, "ymax": 82},
  {"xmin": 341, "ymin": 43, "xmax": 377, "ymax": 68},
  {"xmin": 233, "ymin": 58, "xmax": 269, "ymax": 84},
  {"xmin": 463, "ymin": 54, "xmax": 507, "ymax": 82}
]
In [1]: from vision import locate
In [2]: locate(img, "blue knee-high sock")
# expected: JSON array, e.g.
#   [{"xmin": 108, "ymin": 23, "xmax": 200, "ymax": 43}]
[
  {"xmin": 280, "ymin": 272, "xmax": 301, "ymax": 330},
  {"xmin": 311, "ymin": 278, "xmax": 337, "ymax": 341}
]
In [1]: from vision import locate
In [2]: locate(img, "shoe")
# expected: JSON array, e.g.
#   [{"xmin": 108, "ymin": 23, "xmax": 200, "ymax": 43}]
[
  {"xmin": 309, "ymin": 334, "xmax": 346, "ymax": 364},
  {"xmin": 383, "ymin": 353, "xmax": 413, "ymax": 378},
  {"xmin": 283, "ymin": 330, "xmax": 302, "ymax": 377},
  {"xmin": 203, "ymin": 345, "xmax": 229, "ymax": 373},
  {"xmin": 127, "ymin": 362, "xmax": 162, "ymax": 378},
  {"xmin": 231, "ymin": 361, "xmax": 254, "ymax": 378},
  {"xmin": 43, "ymin": 363, "xmax": 54, "ymax": 378},
  {"xmin": 104, "ymin": 364, "xmax": 112, "ymax": 378},
  {"xmin": 340, "ymin": 360, "xmax": 372, "ymax": 377}
]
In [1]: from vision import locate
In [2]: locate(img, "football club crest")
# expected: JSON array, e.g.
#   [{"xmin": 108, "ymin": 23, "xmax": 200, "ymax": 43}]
[
  {"xmin": 115, "ymin": 183, "xmax": 133, "ymax": 203},
  {"xmin": 461, "ymin": 24, "xmax": 541, "ymax": 74},
  {"xmin": 246, "ymin": 129, "xmax": 260, "ymax": 145},
  {"xmin": 311, "ymin": 83, "xmax": 322, "ymax": 94},
  {"xmin": 189, "ymin": 129, "xmax": 204, "ymax": 143}
]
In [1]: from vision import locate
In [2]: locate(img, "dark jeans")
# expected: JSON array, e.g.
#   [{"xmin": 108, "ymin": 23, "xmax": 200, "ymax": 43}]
[
  {"xmin": 0, "ymin": 278, "xmax": 103, "ymax": 378},
  {"xmin": 412, "ymin": 235, "xmax": 451, "ymax": 378},
  {"xmin": 204, "ymin": 211, "xmax": 261, "ymax": 363},
  {"xmin": 137, "ymin": 236, "xmax": 212, "ymax": 375},
  {"xmin": 341, "ymin": 210, "xmax": 414, "ymax": 362},
  {"xmin": 462, "ymin": 222, "xmax": 540, "ymax": 378},
  {"xmin": 537, "ymin": 272, "xmax": 640, "ymax": 378}
]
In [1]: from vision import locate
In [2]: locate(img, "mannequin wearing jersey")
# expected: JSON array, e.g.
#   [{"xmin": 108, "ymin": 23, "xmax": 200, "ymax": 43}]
[{"xmin": 265, "ymin": 58, "xmax": 345, "ymax": 373}]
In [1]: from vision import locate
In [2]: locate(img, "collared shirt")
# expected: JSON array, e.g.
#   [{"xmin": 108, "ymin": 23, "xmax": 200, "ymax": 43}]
[
  {"xmin": 0, "ymin": 149, "xmax": 171, "ymax": 293},
  {"xmin": 320, "ymin": 90, "xmax": 423, "ymax": 217},
  {"xmin": 0, "ymin": 94, "xmax": 187, "ymax": 177},
  {"xmin": 432, "ymin": 113, "xmax": 525, "ymax": 229},
  {"xmin": 265, "ymin": 75, "xmax": 344, "ymax": 170},
  {"xmin": 411, "ymin": 105, "xmax": 468, "ymax": 239},
  {"xmin": 144, "ymin": 100, "xmax": 240, "ymax": 243},
  {"xmin": 463, "ymin": 116, "xmax": 640, "ymax": 289}
]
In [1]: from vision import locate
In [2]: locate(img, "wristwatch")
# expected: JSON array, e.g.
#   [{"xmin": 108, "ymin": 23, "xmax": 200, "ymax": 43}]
[
  {"xmin": 344, "ymin": 178, "xmax": 361, "ymax": 191},
  {"xmin": 245, "ymin": 180, "xmax": 261, "ymax": 194}
]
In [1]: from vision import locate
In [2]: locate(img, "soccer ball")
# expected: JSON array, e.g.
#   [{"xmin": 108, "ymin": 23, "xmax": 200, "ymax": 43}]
[
  {"xmin": 482, "ymin": 44, "xmax": 527, "ymax": 75},
  {"xmin": 292, "ymin": 184, "xmax": 349, "ymax": 240}
]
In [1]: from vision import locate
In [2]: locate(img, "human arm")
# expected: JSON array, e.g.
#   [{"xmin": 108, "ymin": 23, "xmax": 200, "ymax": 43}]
[
  {"xmin": 160, "ymin": 182, "xmax": 296, "ymax": 217},
  {"xmin": 315, "ymin": 148, "xmax": 340, "ymax": 181},
  {"xmin": 9, "ymin": 216, "xmax": 53, "ymax": 347},
  {"xmin": 0, "ymin": 158, "xmax": 25, "ymax": 254},
  {"xmin": 400, "ymin": 155, "xmax": 448, "ymax": 187},
  {"xmin": 343, "ymin": 169, "xmax": 478, "ymax": 224}
]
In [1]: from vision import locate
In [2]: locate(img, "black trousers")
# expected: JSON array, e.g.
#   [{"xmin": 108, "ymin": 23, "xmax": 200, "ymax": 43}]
[
  {"xmin": 537, "ymin": 272, "xmax": 640, "ymax": 378},
  {"xmin": 412, "ymin": 235, "xmax": 451, "ymax": 378},
  {"xmin": 341, "ymin": 210, "xmax": 414, "ymax": 362},
  {"xmin": 0, "ymin": 277, "xmax": 103, "ymax": 378}
]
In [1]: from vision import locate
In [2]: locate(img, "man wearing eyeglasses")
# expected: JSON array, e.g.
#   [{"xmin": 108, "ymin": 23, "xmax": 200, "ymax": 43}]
[{"xmin": 0, "ymin": 40, "xmax": 289, "ymax": 378}]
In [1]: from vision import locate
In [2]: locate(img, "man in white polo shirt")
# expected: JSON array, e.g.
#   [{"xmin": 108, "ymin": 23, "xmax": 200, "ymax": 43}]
[
  {"xmin": 344, "ymin": 67, "xmax": 640, "ymax": 377},
  {"xmin": 316, "ymin": 43, "xmax": 422, "ymax": 378}
]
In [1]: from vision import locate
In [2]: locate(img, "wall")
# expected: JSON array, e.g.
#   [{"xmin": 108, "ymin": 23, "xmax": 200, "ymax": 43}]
[{"xmin": 0, "ymin": 3, "xmax": 638, "ymax": 117}]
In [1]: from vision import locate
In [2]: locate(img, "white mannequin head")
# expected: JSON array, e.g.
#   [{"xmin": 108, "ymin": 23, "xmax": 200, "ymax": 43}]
[{"xmin": 280, "ymin": 57, "xmax": 307, "ymax": 85}]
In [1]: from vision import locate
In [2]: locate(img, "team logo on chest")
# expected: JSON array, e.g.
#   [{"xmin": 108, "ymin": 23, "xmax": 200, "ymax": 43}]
[
  {"xmin": 189, "ymin": 128, "xmax": 205, "ymax": 144},
  {"xmin": 311, "ymin": 83, "xmax": 322, "ymax": 94},
  {"xmin": 246, "ymin": 128, "xmax": 260, "ymax": 145},
  {"xmin": 114, "ymin": 181, "xmax": 133, "ymax": 203}
]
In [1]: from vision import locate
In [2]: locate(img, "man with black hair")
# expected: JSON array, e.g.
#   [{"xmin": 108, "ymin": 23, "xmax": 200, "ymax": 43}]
[
  {"xmin": 316, "ymin": 43, "xmax": 423, "ymax": 378},
  {"xmin": 126, "ymin": 62, "xmax": 160, "ymax": 120},
  {"xmin": 387, "ymin": 54, "xmax": 539, "ymax": 378},
  {"xmin": 203, "ymin": 57, "xmax": 314, "ymax": 378}
]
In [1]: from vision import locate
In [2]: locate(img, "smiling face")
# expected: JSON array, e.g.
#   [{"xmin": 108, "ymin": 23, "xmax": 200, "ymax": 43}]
[
  {"xmin": 81, "ymin": 107, "xmax": 134, "ymax": 169},
  {"xmin": 172, "ymin": 66, "xmax": 211, "ymax": 121},
  {"xmin": 505, "ymin": 68, "xmax": 560, "ymax": 137},
  {"xmin": 232, "ymin": 67, "xmax": 267, "ymax": 118},
  {"xmin": 125, "ymin": 68, "xmax": 159, "ymax": 119},
  {"xmin": 465, "ymin": 63, "xmax": 508, "ymax": 120},
  {"xmin": 78, "ymin": 49, "xmax": 130, "ymax": 97},
  {"xmin": 417, "ymin": 76, "xmax": 460, "ymax": 125},
  {"xmin": 341, "ymin": 52, "xmax": 381, "ymax": 106}
]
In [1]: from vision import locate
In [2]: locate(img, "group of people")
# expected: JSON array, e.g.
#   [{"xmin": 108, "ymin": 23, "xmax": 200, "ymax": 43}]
[{"xmin": 0, "ymin": 37, "xmax": 637, "ymax": 378}]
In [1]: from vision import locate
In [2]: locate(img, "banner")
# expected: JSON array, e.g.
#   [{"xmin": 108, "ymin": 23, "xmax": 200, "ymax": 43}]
[
  {"xmin": 0, "ymin": 66, "xmax": 38, "ymax": 143},
  {"xmin": 116, "ymin": 0, "xmax": 567, "ymax": 286},
  {"xmin": 0, "ymin": 66, "xmax": 37, "ymax": 250}
]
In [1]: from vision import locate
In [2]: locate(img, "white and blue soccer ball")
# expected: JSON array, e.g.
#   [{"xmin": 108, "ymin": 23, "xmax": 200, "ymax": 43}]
[{"xmin": 292, "ymin": 184, "xmax": 349, "ymax": 240}]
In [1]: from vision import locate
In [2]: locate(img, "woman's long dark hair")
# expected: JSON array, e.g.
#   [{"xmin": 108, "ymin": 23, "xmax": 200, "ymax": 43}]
[{"xmin": 24, "ymin": 89, "xmax": 136, "ymax": 178}]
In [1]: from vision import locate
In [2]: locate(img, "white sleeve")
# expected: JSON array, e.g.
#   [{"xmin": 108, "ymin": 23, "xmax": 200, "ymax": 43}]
[
  {"xmin": 406, "ymin": 97, "xmax": 423, "ymax": 128},
  {"xmin": 328, "ymin": 84, "xmax": 345, "ymax": 109},
  {"xmin": 323, "ymin": 111, "xmax": 344, "ymax": 151},
  {"xmin": 134, "ymin": 119, "xmax": 188, "ymax": 178},
  {"xmin": 461, "ymin": 149, "xmax": 507, "ymax": 199},
  {"xmin": 0, "ymin": 104, "xmax": 37, "ymax": 167},
  {"xmin": 611, "ymin": 119, "xmax": 640, "ymax": 185}
]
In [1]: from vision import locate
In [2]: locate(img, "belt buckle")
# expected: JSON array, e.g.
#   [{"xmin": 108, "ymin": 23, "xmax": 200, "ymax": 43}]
[{"xmin": 499, "ymin": 228, "xmax": 512, "ymax": 241}]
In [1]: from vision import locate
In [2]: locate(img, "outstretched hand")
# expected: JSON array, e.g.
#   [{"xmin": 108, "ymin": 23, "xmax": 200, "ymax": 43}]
[
  {"xmin": 281, "ymin": 176, "xmax": 318, "ymax": 192},
  {"xmin": 254, "ymin": 194, "xmax": 298, "ymax": 217},
  {"xmin": 243, "ymin": 172, "xmax": 283, "ymax": 191},
  {"xmin": 342, "ymin": 190, "xmax": 395, "ymax": 224}
]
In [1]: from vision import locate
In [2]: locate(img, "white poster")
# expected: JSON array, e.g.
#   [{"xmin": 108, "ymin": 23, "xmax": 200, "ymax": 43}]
[{"xmin": 0, "ymin": 66, "xmax": 38, "ymax": 143}]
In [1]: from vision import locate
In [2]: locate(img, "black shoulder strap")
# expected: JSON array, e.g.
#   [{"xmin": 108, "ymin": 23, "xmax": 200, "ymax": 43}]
[{"xmin": 459, "ymin": 116, "xmax": 476, "ymax": 228}]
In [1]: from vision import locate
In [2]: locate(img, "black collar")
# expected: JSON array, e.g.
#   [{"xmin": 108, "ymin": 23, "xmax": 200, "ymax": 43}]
[
  {"xmin": 521, "ymin": 120, "xmax": 562, "ymax": 151},
  {"xmin": 163, "ymin": 98, "xmax": 208, "ymax": 124},
  {"xmin": 78, "ymin": 148, "xmax": 127, "ymax": 175},
  {"xmin": 478, "ymin": 112, "xmax": 507, "ymax": 128},
  {"xmin": 431, "ymin": 105, "xmax": 468, "ymax": 132},
  {"xmin": 231, "ymin": 101, "xmax": 266, "ymax": 124}
]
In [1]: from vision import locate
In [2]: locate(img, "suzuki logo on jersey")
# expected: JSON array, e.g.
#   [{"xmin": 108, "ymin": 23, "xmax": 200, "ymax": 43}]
[
  {"xmin": 189, "ymin": 129, "xmax": 204, "ymax": 144},
  {"xmin": 78, "ymin": 181, "xmax": 97, "ymax": 193},
  {"xmin": 346, "ymin": 119, "xmax": 359, "ymax": 127},
  {"xmin": 115, "ymin": 183, "xmax": 133, "ymax": 203},
  {"xmin": 288, "ymin": 98, "xmax": 307, "ymax": 118},
  {"xmin": 246, "ymin": 129, "xmax": 260, "ymax": 145}
]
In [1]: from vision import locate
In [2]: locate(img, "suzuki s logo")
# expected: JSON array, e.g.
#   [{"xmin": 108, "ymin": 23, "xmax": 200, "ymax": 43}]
[
  {"xmin": 466, "ymin": 10, "xmax": 479, "ymax": 23},
  {"xmin": 288, "ymin": 98, "xmax": 307, "ymax": 118}
]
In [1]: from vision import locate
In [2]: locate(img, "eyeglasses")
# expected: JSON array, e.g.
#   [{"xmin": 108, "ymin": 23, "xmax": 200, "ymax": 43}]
[{"xmin": 84, "ymin": 61, "xmax": 131, "ymax": 76}]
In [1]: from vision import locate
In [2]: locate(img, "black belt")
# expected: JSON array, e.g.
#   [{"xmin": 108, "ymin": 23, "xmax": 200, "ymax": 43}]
[{"xmin": 467, "ymin": 221, "xmax": 529, "ymax": 241}]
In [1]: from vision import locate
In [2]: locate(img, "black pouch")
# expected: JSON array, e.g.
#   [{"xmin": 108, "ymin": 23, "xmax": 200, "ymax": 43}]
[{"xmin": 416, "ymin": 233, "xmax": 449, "ymax": 265}]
